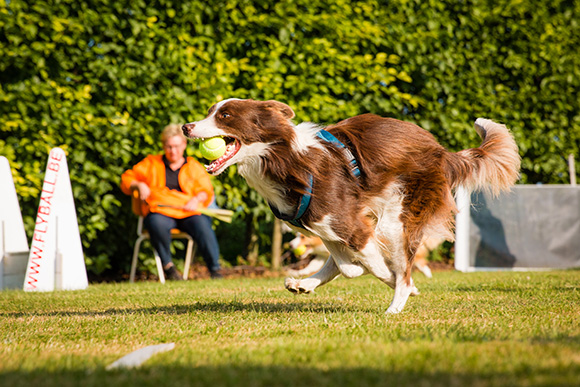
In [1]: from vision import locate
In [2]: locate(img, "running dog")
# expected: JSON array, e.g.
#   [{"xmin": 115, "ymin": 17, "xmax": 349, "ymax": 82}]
[{"xmin": 182, "ymin": 99, "xmax": 520, "ymax": 313}]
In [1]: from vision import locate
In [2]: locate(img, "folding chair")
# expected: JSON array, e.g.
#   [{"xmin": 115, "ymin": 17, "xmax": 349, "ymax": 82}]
[{"xmin": 129, "ymin": 192, "xmax": 196, "ymax": 283}]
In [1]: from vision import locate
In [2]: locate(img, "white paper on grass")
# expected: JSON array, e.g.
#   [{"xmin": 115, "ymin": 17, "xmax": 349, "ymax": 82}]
[{"xmin": 106, "ymin": 343, "xmax": 176, "ymax": 370}]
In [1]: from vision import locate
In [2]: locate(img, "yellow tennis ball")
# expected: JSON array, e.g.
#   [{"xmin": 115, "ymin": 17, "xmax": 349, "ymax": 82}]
[
  {"xmin": 293, "ymin": 245, "xmax": 307, "ymax": 257},
  {"xmin": 200, "ymin": 137, "xmax": 226, "ymax": 160}
]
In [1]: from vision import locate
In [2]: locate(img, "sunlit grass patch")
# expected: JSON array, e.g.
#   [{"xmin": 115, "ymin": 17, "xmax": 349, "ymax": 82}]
[{"xmin": 1, "ymin": 270, "xmax": 579, "ymax": 386}]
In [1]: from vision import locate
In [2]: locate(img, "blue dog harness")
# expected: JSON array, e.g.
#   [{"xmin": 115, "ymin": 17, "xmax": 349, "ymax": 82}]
[{"xmin": 269, "ymin": 130, "xmax": 361, "ymax": 229}]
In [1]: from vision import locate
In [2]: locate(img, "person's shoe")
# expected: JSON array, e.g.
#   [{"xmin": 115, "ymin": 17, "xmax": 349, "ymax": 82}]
[
  {"xmin": 210, "ymin": 270, "xmax": 223, "ymax": 279},
  {"xmin": 164, "ymin": 265, "xmax": 183, "ymax": 281}
]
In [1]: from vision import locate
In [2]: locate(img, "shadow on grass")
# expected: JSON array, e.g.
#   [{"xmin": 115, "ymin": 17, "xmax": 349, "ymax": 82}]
[
  {"xmin": 0, "ymin": 300, "xmax": 364, "ymax": 318},
  {"xmin": 449, "ymin": 286, "xmax": 524, "ymax": 293},
  {"xmin": 1, "ymin": 363, "xmax": 578, "ymax": 387},
  {"xmin": 450, "ymin": 284, "xmax": 580, "ymax": 293}
]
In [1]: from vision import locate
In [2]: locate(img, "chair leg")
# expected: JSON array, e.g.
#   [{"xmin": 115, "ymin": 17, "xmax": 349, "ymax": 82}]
[
  {"xmin": 183, "ymin": 239, "xmax": 196, "ymax": 280},
  {"xmin": 130, "ymin": 236, "xmax": 146, "ymax": 283},
  {"xmin": 154, "ymin": 250, "xmax": 166, "ymax": 284}
]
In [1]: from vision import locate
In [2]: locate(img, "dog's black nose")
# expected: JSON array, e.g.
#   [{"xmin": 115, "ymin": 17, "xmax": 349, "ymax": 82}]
[{"xmin": 182, "ymin": 123, "xmax": 194, "ymax": 137}]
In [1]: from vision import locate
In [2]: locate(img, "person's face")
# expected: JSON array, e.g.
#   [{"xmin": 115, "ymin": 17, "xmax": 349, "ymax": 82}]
[{"xmin": 163, "ymin": 135, "xmax": 187, "ymax": 163}]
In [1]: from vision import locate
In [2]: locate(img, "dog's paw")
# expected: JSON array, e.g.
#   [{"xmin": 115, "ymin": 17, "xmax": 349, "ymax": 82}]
[
  {"xmin": 285, "ymin": 277, "xmax": 299, "ymax": 293},
  {"xmin": 385, "ymin": 305, "xmax": 403, "ymax": 314},
  {"xmin": 284, "ymin": 277, "xmax": 312, "ymax": 294},
  {"xmin": 410, "ymin": 286, "xmax": 420, "ymax": 296}
]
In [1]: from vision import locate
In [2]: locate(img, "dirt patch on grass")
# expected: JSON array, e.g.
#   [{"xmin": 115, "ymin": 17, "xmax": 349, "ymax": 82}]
[{"xmin": 424, "ymin": 260, "xmax": 455, "ymax": 272}]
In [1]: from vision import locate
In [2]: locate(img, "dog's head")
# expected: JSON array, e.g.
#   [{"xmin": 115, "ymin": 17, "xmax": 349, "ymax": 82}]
[{"xmin": 182, "ymin": 99, "xmax": 295, "ymax": 176}]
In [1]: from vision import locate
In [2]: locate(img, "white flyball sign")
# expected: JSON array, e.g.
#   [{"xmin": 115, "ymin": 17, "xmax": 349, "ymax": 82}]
[
  {"xmin": 23, "ymin": 148, "xmax": 88, "ymax": 292},
  {"xmin": 0, "ymin": 156, "xmax": 30, "ymax": 290}
]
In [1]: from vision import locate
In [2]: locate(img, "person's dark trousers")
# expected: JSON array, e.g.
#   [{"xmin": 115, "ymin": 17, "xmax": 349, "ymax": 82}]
[{"xmin": 144, "ymin": 212, "xmax": 221, "ymax": 273}]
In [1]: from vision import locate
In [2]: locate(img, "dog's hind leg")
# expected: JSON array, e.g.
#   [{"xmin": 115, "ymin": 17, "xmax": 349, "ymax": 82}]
[
  {"xmin": 285, "ymin": 256, "xmax": 341, "ymax": 294},
  {"xmin": 384, "ymin": 231, "xmax": 422, "ymax": 314},
  {"xmin": 356, "ymin": 238, "xmax": 419, "ymax": 314},
  {"xmin": 357, "ymin": 239, "xmax": 396, "ymax": 288}
]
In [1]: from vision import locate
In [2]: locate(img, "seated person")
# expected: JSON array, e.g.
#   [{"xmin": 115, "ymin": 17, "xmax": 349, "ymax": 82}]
[{"xmin": 121, "ymin": 124, "xmax": 222, "ymax": 280}]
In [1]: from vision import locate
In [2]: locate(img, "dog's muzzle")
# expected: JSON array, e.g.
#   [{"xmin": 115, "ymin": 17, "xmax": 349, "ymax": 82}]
[{"xmin": 182, "ymin": 123, "xmax": 195, "ymax": 137}]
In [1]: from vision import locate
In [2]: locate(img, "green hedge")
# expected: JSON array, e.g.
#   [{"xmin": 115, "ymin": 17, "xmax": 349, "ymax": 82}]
[{"xmin": 1, "ymin": 0, "xmax": 579, "ymax": 276}]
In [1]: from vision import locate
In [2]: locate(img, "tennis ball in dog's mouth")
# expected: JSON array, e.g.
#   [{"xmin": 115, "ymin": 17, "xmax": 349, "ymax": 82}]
[
  {"xmin": 293, "ymin": 245, "xmax": 308, "ymax": 257},
  {"xmin": 200, "ymin": 137, "xmax": 227, "ymax": 160}
]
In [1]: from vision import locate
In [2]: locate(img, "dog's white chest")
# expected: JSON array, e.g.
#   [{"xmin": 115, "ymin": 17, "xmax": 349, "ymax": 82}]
[{"xmin": 238, "ymin": 160, "xmax": 295, "ymax": 215}]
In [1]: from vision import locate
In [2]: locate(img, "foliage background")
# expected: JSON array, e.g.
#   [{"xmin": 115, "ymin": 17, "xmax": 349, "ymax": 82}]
[{"xmin": 1, "ymin": 0, "xmax": 579, "ymax": 276}]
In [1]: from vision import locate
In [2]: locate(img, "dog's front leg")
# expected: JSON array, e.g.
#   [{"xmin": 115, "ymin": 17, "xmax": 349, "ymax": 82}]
[
  {"xmin": 284, "ymin": 256, "xmax": 340, "ymax": 294},
  {"xmin": 386, "ymin": 274, "xmax": 418, "ymax": 314}
]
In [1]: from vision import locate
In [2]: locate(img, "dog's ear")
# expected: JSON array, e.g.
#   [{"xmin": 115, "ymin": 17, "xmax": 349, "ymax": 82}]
[{"xmin": 263, "ymin": 100, "xmax": 295, "ymax": 120}]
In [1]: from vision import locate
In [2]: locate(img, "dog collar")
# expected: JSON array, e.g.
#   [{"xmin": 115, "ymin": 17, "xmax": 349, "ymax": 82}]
[
  {"xmin": 269, "ymin": 174, "xmax": 313, "ymax": 229},
  {"xmin": 269, "ymin": 130, "xmax": 361, "ymax": 229}
]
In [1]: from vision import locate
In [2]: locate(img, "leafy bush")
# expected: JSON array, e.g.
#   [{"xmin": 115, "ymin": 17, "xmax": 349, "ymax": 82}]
[{"xmin": 1, "ymin": 0, "xmax": 578, "ymax": 276}]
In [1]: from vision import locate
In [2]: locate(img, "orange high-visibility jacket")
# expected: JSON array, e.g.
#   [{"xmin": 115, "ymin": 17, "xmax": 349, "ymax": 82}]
[{"xmin": 120, "ymin": 154, "xmax": 214, "ymax": 219}]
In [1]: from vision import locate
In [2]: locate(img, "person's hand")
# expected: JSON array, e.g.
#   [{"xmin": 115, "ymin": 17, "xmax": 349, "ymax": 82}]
[
  {"xmin": 136, "ymin": 182, "xmax": 151, "ymax": 201},
  {"xmin": 183, "ymin": 197, "xmax": 199, "ymax": 212}
]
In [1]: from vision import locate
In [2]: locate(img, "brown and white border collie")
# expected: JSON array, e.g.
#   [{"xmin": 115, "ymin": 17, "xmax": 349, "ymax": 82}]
[{"xmin": 183, "ymin": 99, "xmax": 520, "ymax": 314}]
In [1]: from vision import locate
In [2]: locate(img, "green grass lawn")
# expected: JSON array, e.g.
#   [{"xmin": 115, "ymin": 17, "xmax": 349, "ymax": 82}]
[{"xmin": 1, "ymin": 270, "xmax": 579, "ymax": 386}]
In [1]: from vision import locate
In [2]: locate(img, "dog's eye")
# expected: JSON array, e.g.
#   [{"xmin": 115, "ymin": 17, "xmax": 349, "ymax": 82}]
[{"xmin": 221, "ymin": 112, "xmax": 230, "ymax": 119}]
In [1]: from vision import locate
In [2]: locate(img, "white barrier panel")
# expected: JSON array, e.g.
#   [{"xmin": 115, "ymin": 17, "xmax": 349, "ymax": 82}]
[
  {"xmin": 0, "ymin": 156, "xmax": 30, "ymax": 290},
  {"xmin": 454, "ymin": 186, "xmax": 471, "ymax": 273},
  {"xmin": 23, "ymin": 148, "xmax": 88, "ymax": 291},
  {"xmin": 455, "ymin": 185, "xmax": 580, "ymax": 271}
]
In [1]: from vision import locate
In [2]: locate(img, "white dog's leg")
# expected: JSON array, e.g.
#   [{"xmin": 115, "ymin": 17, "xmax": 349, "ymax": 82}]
[
  {"xmin": 386, "ymin": 275, "xmax": 417, "ymax": 314},
  {"xmin": 358, "ymin": 239, "xmax": 419, "ymax": 314},
  {"xmin": 323, "ymin": 240, "xmax": 367, "ymax": 278},
  {"xmin": 290, "ymin": 257, "xmax": 326, "ymax": 277},
  {"xmin": 356, "ymin": 239, "xmax": 396, "ymax": 289},
  {"xmin": 285, "ymin": 256, "xmax": 340, "ymax": 294}
]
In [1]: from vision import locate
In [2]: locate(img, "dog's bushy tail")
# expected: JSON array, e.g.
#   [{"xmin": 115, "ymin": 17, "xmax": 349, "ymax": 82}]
[{"xmin": 444, "ymin": 118, "xmax": 520, "ymax": 195}]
